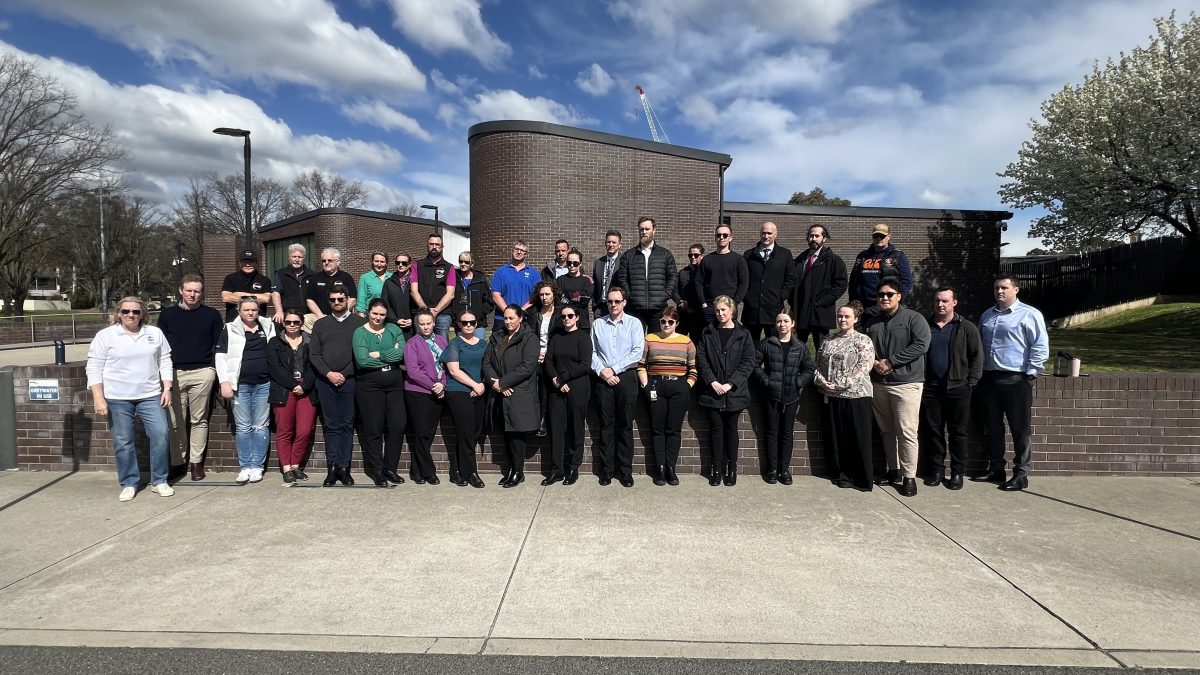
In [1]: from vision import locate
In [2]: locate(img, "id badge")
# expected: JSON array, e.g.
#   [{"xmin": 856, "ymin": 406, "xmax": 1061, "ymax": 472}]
[
  {"xmin": 293, "ymin": 370, "xmax": 302, "ymax": 380},
  {"xmin": 649, "ymin": 386, "xmax": 658, "ymax": 402}
]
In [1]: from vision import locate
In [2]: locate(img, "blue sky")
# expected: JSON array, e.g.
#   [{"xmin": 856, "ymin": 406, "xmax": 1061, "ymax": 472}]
[{"xmin": 2, "ymin": 0, "xmax": 1197, "ymax": 254}]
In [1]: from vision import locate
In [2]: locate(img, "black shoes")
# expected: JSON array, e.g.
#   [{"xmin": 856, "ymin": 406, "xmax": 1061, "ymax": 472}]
[
  {"xmin": 373, "ymin": 473, "xmax": 390, "ymax": 488},
  {"xmin": 971, "ymin": 469, "xmax": 1006, "ymax": 484},
  {"xmin": 999, "ymin": 475, "xmax": 1028, "ymax": 491},
  {"xmin": 653, "ymin": 465, "xmax": 666, "ymax": 486},
  {"xmin": 778, "ymin": 471, "xmax": 793, "ymax": 486},
  {"xmin": 923, "ymin": 471, "xmax": 944, "ymax": 487},
  {"xmin": 294, "ymin": 468, "xmax": 309, "ymax": 481},
  {"xmin": 502, "ymin": 472, "xmax": 524, "ymax": 489},
  {"xmin": 383, "ymin": 470, "xmax": 406, "ymax": 485},
  {"xmin": 323, "ymin": 467, "xmax": 338, "ymax": 487},
  {"xmin": 467, "ymin": 473, "xmax": 485, "ymax": 488},
  {"xmin": 411, "ymin": 475, "xmax": 427, "ymax": 485},
  {"xmin": 948, "ymin": 472, "xmax": 964, "ymax": 490},
  {"xmin": 722, "ymin": 464, "xmax": 737, "ymax": 486},
  {"xmin": 764, "ymin": 470, "xmax": 778, "ymax": 485},
  {"xmin": 426, "ymin": 475, "xmax": 440, "ymax": 485},
  {"xmin": 540, "ymin": 473, "xmax": 564, "ymax": 486},
  {"xmin": 498, "ymin": 469, "xmax": 513, "ymax": 488},
  {"xmin": 665, "ymin": 466, "xmax": 679, "ymax": 486},
  {"xmin": 834, "ymin": 478, "xmax": 854, "ymax": 489},
  {"xmin": 338, "ymin": 466, "xmax": 354, "ymax": 486},
  {"xmin": 599, "ymin": 474, "xmax": 612, "ymax": 486},
  {"xmin": 563, "ymin": 469, "xmax": 579, "ymax": 485},
  {"xmin": 282, "ymin": 470, "xmax": 297, "ymax": 484},
  {"xmin": 879, "ymin": 469, "xmax": 899, "ymax": 486},
  {"xmin": 898, "ymin": 477, "xmax": 917, "ymax": 497},
  {"xmin": 708, "ymin": 471, "xmax": 721, "ymax": 486},
  {"xmin": 619, "ymin": 475, "xmax": 634, "ymax": 488}
]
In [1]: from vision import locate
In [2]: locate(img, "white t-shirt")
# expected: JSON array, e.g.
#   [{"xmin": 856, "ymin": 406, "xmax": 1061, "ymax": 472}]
[{"xmin": 86, "ymin": 324, "xmax": 173, "ymax": 400}]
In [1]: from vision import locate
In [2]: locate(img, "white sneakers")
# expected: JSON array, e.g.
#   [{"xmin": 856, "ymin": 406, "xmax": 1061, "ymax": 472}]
[
  {"xmin": 152, "ymin": 483, "xmax": 175, "ymax": 497},
  {"xmin": 118, "ymin": 486, "xmax": 136, "ymax": 502},
  {"xmin": 248, "ymin": 468, "xmax": 264, "ymax": 483},
  {"xmin": 236, "ymin": 468, "xmax": 252, "ymax": 484}
]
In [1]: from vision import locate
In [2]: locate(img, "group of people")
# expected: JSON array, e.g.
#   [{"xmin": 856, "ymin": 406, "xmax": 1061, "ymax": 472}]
[{"xmin": 85, "ymin": 219, "xmax": 1048, "ymax": 501}]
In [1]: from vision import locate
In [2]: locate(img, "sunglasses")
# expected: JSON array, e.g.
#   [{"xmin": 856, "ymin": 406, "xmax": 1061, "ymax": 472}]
[
  {"xmin": 688, "ymin": 253, "xmax": 701, "ymax": 258},
  {"xmin": 872, "ymin": 233, "xmax": 888, "ymax": 239},
  {"xmin": 459, "ymin": 260, "xmax": 472, "ymax": 265},
  {"xmin": 321, "ymin": 258, "xmax": 338, "ymax": 263},
  {"xmin": 283, "ymin": 320, "xmax": 302, "ymax": 326},
  {"xmin": 119, "ymin": 309, "xmax": 142, "ymax": 315},
  {"xmin": 395, "ymin": 259, "xmax": 410, "ymax": 265},
  {"xmin": 716, "ymin": 233, "xmax": 731, "ymax": 239},
  {"xmin": 329, "ymin": 297, "xmax": 347, "ymax": 302},
  {"xmin": 460, "ymin": 320, "xmax": 477, "ymax": 326},
  {"xmin": 607, "ymin": 299, "xmax": 623, "ymax": 304},
  {"xmin": 562, "ymin": 313, "xmax": 577, "ymax": 319},
  {"xmin": 659, "ymin": 319, "xmax": 676, "ymax": 325},
  {"xmin": 567, "ymin": 260, "xmax": 582, "ymax": 267},
  {"xmin": 877, "ymin": 292, "xmax": 898, "ymax": 299}
]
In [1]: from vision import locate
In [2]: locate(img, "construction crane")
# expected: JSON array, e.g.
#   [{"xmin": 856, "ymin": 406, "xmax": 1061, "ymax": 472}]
[{"xmin": 636, "ymin": 84, "xmax": 670, "ymax": 144}]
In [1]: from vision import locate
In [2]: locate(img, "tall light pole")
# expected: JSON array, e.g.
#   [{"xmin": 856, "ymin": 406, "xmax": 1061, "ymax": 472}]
[
  {"xmin": 98, "ymin": 188, "xmax": 107, "ymax": 311},
  {"xmin": 213, "ymin": 127, "xmax": 253, "ymax": 252},
  {"xmin": 420, "ymin": 203, "xmax": 440, "ymax": 236}
]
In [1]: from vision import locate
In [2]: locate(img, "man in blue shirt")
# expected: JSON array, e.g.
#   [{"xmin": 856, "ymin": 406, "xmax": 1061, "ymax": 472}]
[
  {"xmin": 974, "ymin": 274, "xmax": 1049, "ymax": 491},
  {"xmin": 490, "ymin": 240, "xmax": 539, "ymax": 325},
  {"xmin": 591, "ymin": 287, "xmax": 644, "ymax": 487}
]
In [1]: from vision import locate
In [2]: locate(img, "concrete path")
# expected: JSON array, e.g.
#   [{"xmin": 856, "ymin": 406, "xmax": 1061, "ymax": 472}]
[{"xmin": 0, "ymin": 470, "xmax": 1197, "ymax": 669}]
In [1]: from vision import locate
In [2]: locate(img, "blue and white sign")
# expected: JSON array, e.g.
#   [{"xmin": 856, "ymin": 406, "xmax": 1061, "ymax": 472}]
[{"xmin": 29, "ymin": 379, "xmax": 60, "ymax": 401}]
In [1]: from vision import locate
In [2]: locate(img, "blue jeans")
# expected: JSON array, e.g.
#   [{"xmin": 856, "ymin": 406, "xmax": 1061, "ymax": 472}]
[
  {"xmin": 108, "ymin": 397, "xmax": 170, "ymax": 487},
  {"xmin": 434, "ymin": 312, "xmax": 451, "ymax": 339},
  {"xmin": 315, "ymin": 376, "xmax": 356, "ymax": 467},
  {"xmin": 232, "ymin": 381, "xmax": 270, "ymax": 469}
]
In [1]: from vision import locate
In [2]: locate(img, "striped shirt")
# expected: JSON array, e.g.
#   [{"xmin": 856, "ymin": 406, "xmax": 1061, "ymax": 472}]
[{"xmin": 638, "ymin": 332, "xmax": 698, "ymax": 386}]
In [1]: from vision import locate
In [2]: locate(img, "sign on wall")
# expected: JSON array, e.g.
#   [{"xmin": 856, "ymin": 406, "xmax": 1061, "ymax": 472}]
[{"xmin": 28, "ymin": 379, "xmax": 60, "ymax": 401}]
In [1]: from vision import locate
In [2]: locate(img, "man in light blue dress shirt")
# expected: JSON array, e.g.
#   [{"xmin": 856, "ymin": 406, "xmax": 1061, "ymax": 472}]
[
  {"xmin": 591, "ymin": 286, "xmax": 645, "ymax": 487},
  {"xmin": 975, "ymin": 274, "xmax": 1049, "ymax": 491}
]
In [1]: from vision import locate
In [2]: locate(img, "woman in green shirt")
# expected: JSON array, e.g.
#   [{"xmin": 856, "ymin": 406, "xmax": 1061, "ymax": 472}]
[{"xmin": 353, "ymin": 298, "xmax": 407, "ymax": 488}]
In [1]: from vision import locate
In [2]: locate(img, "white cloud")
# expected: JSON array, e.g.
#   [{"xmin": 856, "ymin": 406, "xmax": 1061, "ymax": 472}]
[
  {"xmin": 917, "ymin": 186, "xmax": 953, "ymax": 207},
  {"xmin": 340, "ymin": 100, "xmax": 433, "ymax": 141},
  {"xmin": 386, "ymin": 0, "xmax": 511, "ymax": 68},
  {"xmin": 430, "ymin": 69, "xmax": 461, "ymax": 95},
  {"xmin": 575, "ymin": 63, "xmax": 615, "ymax": 96},
  {"xmin": 608, "ymin": 0, "xmax": 878, "ymax": 42},
  {"xmin": 437, "ymin": 103, "xmax": 460, "ymax": 127},
  {"xmin": 678, "ymin": 94, "xmax": 719, "ymax": 130},
  {"xmin": 708, "ymin": 49, "xmax": 835, "ymax": 99},
  {"xmin": 466, "ymin": 89, "xmax": 596, "ymax": 126},
  {"xmin": 845, "ymin": 84, "xmax": 923, "ymax": 107},
  {"xmin": 528, "ymin": 64, "xmax": 547, "ymax": 80},
  {"xmin": 13, "ymin": 0, "xmax": 425, "ymax": 96}
]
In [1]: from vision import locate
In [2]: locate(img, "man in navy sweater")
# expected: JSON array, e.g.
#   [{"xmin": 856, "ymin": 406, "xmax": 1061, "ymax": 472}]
[{"xmin": 157, "ymin": 274, "xmax": 223, "ymax": 481}]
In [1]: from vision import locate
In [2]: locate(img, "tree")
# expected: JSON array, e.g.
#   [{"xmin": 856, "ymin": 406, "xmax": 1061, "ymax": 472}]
[
  {"xmin": 0, "ymin": 54, "xmax": 125, "ymax": 315},
  {"xmin": 288, "ymin": 169, "xmax": 368, "ymax": 213},
  {"xmin": 200, "ymin": 170, "xmax": 290, "ymax": 238},
  {"xmin": 386, "ymin": 201, "xmax": 424, "ymax": 217},
  {"xmin": 787, "ymin": 187, "xmax": 851, "ymax": 207},
  {"xmin": 999, "ymin": 12, "xmax": 1200, "ymax": 253}
]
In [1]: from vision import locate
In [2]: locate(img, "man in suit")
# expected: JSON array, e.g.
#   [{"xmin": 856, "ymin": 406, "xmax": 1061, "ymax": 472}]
[
  {"xmin": 592, "ymin": 230, "xmax": 622, "ymax": 319},
  {"xmin": 742, "ymin": 221, "xmax": 796, "ymax": 340},
  {"xmin": 791, "ymin": 224, "xmax": 848, "ymax": 353}
]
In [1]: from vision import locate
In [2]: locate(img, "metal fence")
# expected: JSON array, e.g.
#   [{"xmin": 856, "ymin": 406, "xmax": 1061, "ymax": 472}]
[
  {"xmin": 0, "ymin": 311, "xmax": 162, "ymax": 348},
  {"xmin": 1000, "ymin": 237, "xmax": 1191, "ymax": 320}
]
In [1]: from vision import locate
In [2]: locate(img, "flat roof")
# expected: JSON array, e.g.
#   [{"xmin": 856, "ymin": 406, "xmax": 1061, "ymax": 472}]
[
  {"xmin": 261, "ymin": 207, "xmax": 468, "ymax": 235},
  {"xmin": 468, "ymin": 120, "xmax": 733, "ymax": 167},
  {"xmin": 724, "ymin": 201, "xmax": 1012, "ymax": 221}
]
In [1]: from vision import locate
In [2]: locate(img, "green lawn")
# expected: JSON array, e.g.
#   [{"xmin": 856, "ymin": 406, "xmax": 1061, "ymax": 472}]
[{"xmin": 1050, "ymin": 302, "xmax": 1200, "ymax": 372}]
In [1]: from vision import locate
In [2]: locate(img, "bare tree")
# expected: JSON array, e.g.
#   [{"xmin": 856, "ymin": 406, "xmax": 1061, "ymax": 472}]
[
  {"xmin": 200, "ymin": 170, "xmax": 290, "ymax": 238},
  {"xmin": 0, "ymin": 54, "xmax": 125, "ymax": 315},
  {"xmin": 386, "ymin": 200, "xmax": 424, "ymax": 217},
  {"xmin": 289, "ymin": 169, "xmax": 368, "ymax": 212},
  {"xmin": 168, "ymin": 176, "xmax": 211, "ymax": 278}
]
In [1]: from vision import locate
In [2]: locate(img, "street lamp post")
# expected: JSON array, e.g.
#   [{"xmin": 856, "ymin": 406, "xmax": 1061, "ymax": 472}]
[
  {"xmin": 420, "ymin": 204, "xmax": 440, "ymax": 236},
  {"xmin": 213, "ymin": 127, "xmax": 253, "ymax": 252}
]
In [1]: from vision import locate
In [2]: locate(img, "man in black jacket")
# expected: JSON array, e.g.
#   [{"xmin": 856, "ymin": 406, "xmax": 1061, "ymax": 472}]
[
  {"xmin": 919, "ymin": 286, "xmax": 983, "ymax": 490},
  {"xmin": 270, "ymin": 243, "xmax": 311, "ymax": 324},
  {"xmin": 791, "ymin": 224, "xmax": 848, "ymax": 353},
  {"xmin": 614, "ymin": 217, "xmax": 677, "ymax": 329},
  {"xmin": 742, "ymin": 221, "xmax": 796, "ymax": 340}
]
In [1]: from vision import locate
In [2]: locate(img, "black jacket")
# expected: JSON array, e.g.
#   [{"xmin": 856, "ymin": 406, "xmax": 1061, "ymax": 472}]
[
  {"xmin": 742, "ymin": 244, "xmax": 797, "ymax": 324},
  {"xmin": 592, "ymin": 254, "xmax": 620, "ymax": 313},
  {"xmin": 791, "ymin": 247, "xmax": 849, "ymax": 329},
  {"xmin": 555, "ymin": 273, "xmax": 593, "ymax": 330},
  {"xmin": 482, "ymin": 325, "xmax": 541, "ymax": 432},
  {"xmin": 615, "ymin": 244, "xmax": 678, "ymax": 313},
  {"xmin": 677, "ymin": 264, "xmax": 702, "ymax": 309},
  {"xmin": 266, "ymin": 333, "xmax": 317, "ymax": 406},
  {"xmin": 862, "ymin": 307, "xmax": 930, "ymax": 385},
  {"xmin": 696, "ymin": 323, "xmax": 757, "ymax": 411},
  {"xmin": 925, "ymin": 313, "xmax": 984, "ymax": 388},
  {"xmin": 453, "ymin": 271, "xmax": 495, "ymax": 328},
  {"xmin": 753, "ymin": 336, "xmax": 816, "ymax": 405},
  {"xmin": 380, "ymin": 273, "xmax": 414, "ymax": 334}
]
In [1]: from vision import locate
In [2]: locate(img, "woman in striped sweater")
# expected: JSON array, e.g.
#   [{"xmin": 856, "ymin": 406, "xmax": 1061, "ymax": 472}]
[{"xmin": 638, "ymin": 306, "xmax": 698, "ymax": 485}]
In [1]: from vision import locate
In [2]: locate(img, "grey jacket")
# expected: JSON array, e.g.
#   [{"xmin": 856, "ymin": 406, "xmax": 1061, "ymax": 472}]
[{"xmin": 862, "ymin": 307, "xmax": 930, "ymax": 385}]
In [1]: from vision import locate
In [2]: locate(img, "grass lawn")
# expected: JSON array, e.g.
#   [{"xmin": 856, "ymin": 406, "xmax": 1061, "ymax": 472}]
[{"xmin": 1050, "ymin": 302, "xmax": 1200, "ymax": 373}]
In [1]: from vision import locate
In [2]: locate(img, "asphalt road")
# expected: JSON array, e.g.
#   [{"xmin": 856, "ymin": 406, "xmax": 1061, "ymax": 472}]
[{"xmin": 1, "ymin": 647, "xmax": 1196, "ymax": 675}]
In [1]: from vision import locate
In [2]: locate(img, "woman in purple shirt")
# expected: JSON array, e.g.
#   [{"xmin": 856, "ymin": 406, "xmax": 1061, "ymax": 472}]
[{"xmin": 404, "ymin": 309, "xmax": 448, "ymax": 484}]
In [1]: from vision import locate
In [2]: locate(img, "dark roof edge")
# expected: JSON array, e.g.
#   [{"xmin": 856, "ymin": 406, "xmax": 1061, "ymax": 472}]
[
  {"xmin": 468, "ymin": 120, "xmax": 733, "ymax": 166},
  {"xmin": 723, "ymin": 201, "xmax": 1012, "ymax": 221},
  {"xmin": 261, "ymin": 207, "xmax": 468, "ymax": 234}
]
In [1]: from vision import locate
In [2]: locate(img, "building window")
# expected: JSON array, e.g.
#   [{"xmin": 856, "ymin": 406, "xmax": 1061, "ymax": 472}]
[{"xmin": 265, "ymin": 234, "xmax": 315, "ymax": 277}]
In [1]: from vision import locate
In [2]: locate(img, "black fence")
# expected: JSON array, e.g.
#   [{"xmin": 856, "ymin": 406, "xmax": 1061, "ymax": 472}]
[{"xmin": 1000, "ymin": 237, "xmax": 1194, "ymax": 320}]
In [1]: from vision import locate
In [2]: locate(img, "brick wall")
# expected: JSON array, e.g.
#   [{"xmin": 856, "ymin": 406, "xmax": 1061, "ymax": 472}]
[{"xmin": 9, "ymin": 363, "xmax": 1197, "ymax": 477}]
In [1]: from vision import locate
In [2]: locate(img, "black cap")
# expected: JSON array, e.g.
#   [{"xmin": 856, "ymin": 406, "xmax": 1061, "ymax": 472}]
[{"xmin": 239, "ymin": 250, "xmax": 258, "ymax": 262}]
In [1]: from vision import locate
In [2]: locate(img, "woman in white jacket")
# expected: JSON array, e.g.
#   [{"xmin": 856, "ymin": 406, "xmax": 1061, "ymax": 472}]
[{"xmin": 216, "ymin": 297, "xmax": 276, "ymax": 484}]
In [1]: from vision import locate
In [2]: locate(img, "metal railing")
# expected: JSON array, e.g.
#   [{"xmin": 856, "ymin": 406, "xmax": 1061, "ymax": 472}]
[{"xmin": 0, "ymin": 310, "xmax": 162, "ymax": 348}]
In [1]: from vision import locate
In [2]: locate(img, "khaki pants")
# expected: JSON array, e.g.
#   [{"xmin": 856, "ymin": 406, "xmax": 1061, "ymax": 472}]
[
  {"xmin": 169, "ymin": 367, "xmax": 216, "ymax": 464},
  {"xmin": 871, "ymin": 381, "xmax": 924, "ymax": 478}
]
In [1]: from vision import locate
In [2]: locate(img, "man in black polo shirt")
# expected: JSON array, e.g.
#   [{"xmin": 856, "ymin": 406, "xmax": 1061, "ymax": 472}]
[
  {"xmin": 158, "ymin": 274, "xmax": 223, "ymax": 481},
  {"xmin": 410, "ymin": 233, "xmax": 456, "ymax": 338},
  {"xmin": 221, "ymin": 250, "xmax": 272, "ymax": 321},
  {"xmin": 304, "ymin": 246, "xmax": 356, "ymax": 331},
  {"xmin": 270, "ymin": 242, "xmax": 311, "ymax": 324}
]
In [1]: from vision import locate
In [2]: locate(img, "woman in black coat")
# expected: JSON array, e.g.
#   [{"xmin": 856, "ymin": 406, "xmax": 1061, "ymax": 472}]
[
  {"xmin": 542, "ymin": 304, "xmax": 592, "ymax": 485},
  {"xmin": 267, "ymin": 308, "xmax": 318, "ymax": 483},
  {"xmin": 753, "ymin": 311, "xmax": 816, "ymax": 485},
  {"xmin": 696, "ymin": 295, "xmax": 757, "ymax": 486},
  {"xmin": 483, "ymin": 306, "xmax": 541, "ymax": 488}
]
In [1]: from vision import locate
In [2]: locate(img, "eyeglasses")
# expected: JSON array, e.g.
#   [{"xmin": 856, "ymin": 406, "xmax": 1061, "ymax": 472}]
[
  {"xmin": 877, "ymin": 292, "xmax": 898, "ymax": 299},
  {"xmin": 567, "ymin": 260, "xmax": 581, "ymax": 267},
  {"xmin": 607, "ymin": 299, "xmax": 623, "ymax": 304},
  {"xmin": 659, "ymin": 319, "xmax": 676, "ymax": 325},
  {"xmin": 321, "ymin": 258, "xmax": 338, "ymax": 263},
  {"xmin": 329, "ymin": 296, "xmax": 347, "ymax": 302},
  {"xmin": 119, "ymin": 309, "xmax": 142, "ymax": 316},
  {"xmin": 513, "ymin": 248, "xmax": 528, "ymax": 254},
  {"xmin": 716, "ymin": 232, "xmax": 731, "ymax": 239},
  {"xmin": 283, "ymin": 320, "xmax": 302, "ymax": 326},
  {"xmin": 460, "ymin": 320, "xmax": 477, "ymax": 326},
  {"xmin": 395, "ymin": 259, "xmax": 410, "ymax": 265}
]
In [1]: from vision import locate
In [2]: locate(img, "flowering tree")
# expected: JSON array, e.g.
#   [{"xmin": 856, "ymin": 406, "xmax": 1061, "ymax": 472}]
[{"xmin": 999, "ymin": 12, "xmax": 1200, "ymax": 252}]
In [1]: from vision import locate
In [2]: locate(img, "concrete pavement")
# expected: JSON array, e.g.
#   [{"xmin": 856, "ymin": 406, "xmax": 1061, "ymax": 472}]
[{"xmin": 0, "ymin": 470, "xmax": 1197, "ymax": 669}]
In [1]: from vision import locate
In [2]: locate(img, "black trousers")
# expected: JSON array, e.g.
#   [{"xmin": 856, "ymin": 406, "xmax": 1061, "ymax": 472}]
[
  {"xmin": 595, "ymin": 370, "xmax": 638, "ymax": 479},
  {"xmin": 315, "ymin": 377, "xmax": 356, "ymax": 468},
  {"xmin": 354, "ymin": 369, "xmax": 406, "ymax": 475},
  {"xmin": 762, "ymin": 399, "xmax": 800, "ymax": 474},
  {"xmin": 744, "ymin": 323, "xmax": 776, "ymax": 341},
  {"xmin": 445, "ymin": 390, "xmax": 483, "ymax": 477},
  {"xmin": 679, "ymin": 309, "xmax": 705, "ymax": 338},
  {"xmin": 404, "ymin": 390, "xmax": 442, "ymax": 480},
  {"xmin": 919, "ymin": 383, "xmax": 971, "ymax": 475},
  {"xmin": 627, "ymin": 307, "xmax": 659, "ymax": 333},
  {"xmin": 549, "ymin": 376, "xmax": 590, "ymax": 474},
  {"xmin": 795, "ymin": 327, "xmax": 829, "ymax": 354},
  {"xmin": 647, "ymin": 377, "xmax": 689, "ymax": 468},
  {"xmin": 980, "ymin": 370, "xmax": 1034, "ymax": 477},
  {"xmin": 823, "ymin": 396, "xmax": 873, "ymax": 489},
  {"xmin": 708, "ymin": 408, "xmax": 742, "ymax": 471},
  {"xmin": 504, "ymin": 431, "xmax": 527, "ymax": 473}
]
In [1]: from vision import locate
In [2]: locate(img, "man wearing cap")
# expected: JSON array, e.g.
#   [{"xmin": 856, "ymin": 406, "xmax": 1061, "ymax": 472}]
[
  {"xmin": 221, "ymin": 250, "xmax": 272, "ymax": 322},
  {"xmin": 848, "ymin": 224, "xmax": 912, "ymax": 310}
]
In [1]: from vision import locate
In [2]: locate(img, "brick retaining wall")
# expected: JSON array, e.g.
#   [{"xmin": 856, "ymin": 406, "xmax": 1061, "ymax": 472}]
[{"xmin": 8, "ymin": 363, "xmax": 1197, "ymax": 478}]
